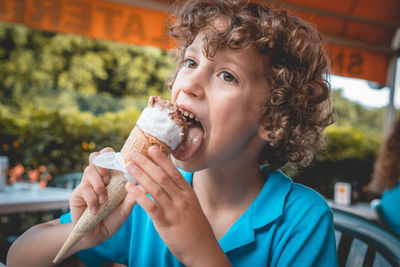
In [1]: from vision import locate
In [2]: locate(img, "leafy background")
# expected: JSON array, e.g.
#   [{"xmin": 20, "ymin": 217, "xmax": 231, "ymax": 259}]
[{"xmin": 0, "ymin": 21, "xmax": 398, "ymax": 262}]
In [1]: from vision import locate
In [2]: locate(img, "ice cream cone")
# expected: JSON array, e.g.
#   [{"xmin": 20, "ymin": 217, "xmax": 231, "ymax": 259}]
[{"xmin": 54, "ymin": 96, "xmax": 186, "ymax": 264}]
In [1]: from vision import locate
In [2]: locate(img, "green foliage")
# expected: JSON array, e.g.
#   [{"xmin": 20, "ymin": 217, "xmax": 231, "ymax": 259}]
[
  {"xmin": 0, "ymin": 22, "xmax": 175, "ymax": 112},
  {"xmin": 319, "ymin": 125, "xmax": 379, "ymax": 161},
  {"xmin": 0, "ymin": 104, "xmax": 141, "ymax": 174},
  {"xmin": 331, "ymin": 89, "xmax": 386, "ymax": 138}
]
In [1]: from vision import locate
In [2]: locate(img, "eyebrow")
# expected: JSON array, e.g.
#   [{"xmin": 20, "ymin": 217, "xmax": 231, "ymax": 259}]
[
  {"xmin": 185, "ymin": 43, "xmax": 200, "ymax": 55},
  {"xmin": 223, "ymin": 55, "xmax": 254, "ymax": 78},
  {"xmin": 185, "ymin": 43, "xmax": 261, "ymax": 81},
  {"xmin": 225, "ymin": 53, "xmax": 265, "ymax": 83},
  {"xmin": 186, "ymin": 44, "xmax": 244, "ymax": 67},
  {"xmin": 224, "ymin": 57, "xmax": 245, "ymax": 69}
]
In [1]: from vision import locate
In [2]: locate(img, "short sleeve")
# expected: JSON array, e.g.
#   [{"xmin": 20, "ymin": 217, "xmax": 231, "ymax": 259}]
[
  {"xmin": 59, "ymin": 212, "xmax": 132, "ymax": 266},
  {"xmin": 270, "ymin": 185, "xmax": 338, "ymax": 267}
]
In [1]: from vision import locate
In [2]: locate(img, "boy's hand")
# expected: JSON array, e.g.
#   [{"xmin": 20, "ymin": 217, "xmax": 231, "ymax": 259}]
[
  {"xmin": 69, "ymin": 147, "xmax": 137, "ymax": 249},
  {"xmin": 126, "ymin": 146, "xmax": 230, "ymax": 267}
]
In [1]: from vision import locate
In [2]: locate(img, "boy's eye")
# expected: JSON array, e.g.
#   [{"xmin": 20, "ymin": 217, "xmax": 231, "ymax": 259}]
[
  {"xmin": 184, "ymin": 59, "xmax": 197, "ymax": 69},
  {"xmin": 218, "ymin": 71, "xmax": 237, "ymax": 83}
]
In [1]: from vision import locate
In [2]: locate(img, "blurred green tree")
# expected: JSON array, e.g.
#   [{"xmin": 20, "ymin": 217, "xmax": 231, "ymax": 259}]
[
  {"xmin": 331, "ymin": 89, "xmax": 387, "ymax": 138},
  {"xmin": 0, "ymin": 22, "xmax": 175, "ymax": 113}
]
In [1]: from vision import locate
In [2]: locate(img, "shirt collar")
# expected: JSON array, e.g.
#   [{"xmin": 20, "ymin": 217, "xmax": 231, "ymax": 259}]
[
  {"xmin": 178, "ymin": 167, "xmax": 293, "ymax": 252},
  {"xmin": 252, "ymin": 167, "xmax": 293, "ymax": 228}
]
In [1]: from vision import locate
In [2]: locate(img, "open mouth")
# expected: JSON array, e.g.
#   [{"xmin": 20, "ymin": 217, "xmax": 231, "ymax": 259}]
[
  {"xmin": 181, "ymin": 108, "xmax": 202, "ymax": 127},
  {"xmin": 173, "ymin": 107, "xmax": 205, "ymax": 161}
]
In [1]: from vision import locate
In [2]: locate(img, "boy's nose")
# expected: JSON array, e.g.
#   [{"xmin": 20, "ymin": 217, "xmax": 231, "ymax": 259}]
[
  {"xmin": 180, "ymin": 73, "xmax": 205, "ymax": 99},
  {"xmin": 181, "ymin": 84, "xmax": 204, "ymax": 98}
]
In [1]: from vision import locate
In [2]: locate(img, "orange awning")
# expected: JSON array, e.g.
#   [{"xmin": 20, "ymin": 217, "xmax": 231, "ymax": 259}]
[
  {"xmin": 0, "ymin": 0, "xmax": 399, "ymax": 85},
  {"xmin": 261, "ymin": 0, "xmax": 400, "ymax": 86},
  {"xmin": 0, "ymin": 0, "xmax": 172, "ymax": 49}
]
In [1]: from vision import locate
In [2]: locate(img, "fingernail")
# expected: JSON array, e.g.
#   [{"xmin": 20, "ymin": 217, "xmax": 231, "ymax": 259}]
[
  {"xmin": 127, "ymin": 162, "xmax": 137, "ymax": 172},
  {"xmin": 137, "ymin": 185, "xmax": 146, "ymax": 193},
  {"xmin": 149, "ymin": 146, "xmax": 160, "ymax": 156},
  {"xmin": 100, "ymin": 147, "xmax": 110, "ymax": 153},
  {"xmin": 103, "ymin": 175, "xmax": 110, "ymax": 184},
  {"xmin": 125, "ymin": 182, "xmax": 135, "ymax": 191},
  {"xmin": 90, "ymin": 206, "xmax": 98, "ymax": 213},
  {"xmin": 98, "ymin": 194, "xmax": 106, "ymax": 204}
]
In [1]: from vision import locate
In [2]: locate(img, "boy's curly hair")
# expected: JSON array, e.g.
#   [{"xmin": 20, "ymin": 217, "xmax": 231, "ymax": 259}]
[
  {"xmin": 168, "ymin": 0, "xmax": 335, "ymax": 169},
  {"xmin": 369, "ymin": 118, "xmax": 400, "ymax": 194}
]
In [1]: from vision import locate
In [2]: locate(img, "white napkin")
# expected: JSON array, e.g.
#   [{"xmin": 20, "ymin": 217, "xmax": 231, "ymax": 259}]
[{"xmin": 93, "ymin": 152, "xmax": 136, "ymax": 184}]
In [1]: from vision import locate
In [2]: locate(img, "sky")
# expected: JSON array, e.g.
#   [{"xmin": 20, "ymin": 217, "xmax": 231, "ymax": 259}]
[{"xmin": 330, "ymin": 58, "xmax": 400, "ymax": 109}]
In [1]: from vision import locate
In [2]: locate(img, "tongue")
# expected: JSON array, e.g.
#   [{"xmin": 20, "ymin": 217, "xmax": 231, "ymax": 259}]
[{"xmin": 172, "ymin": 125, "xmax": 204, "ymax": 161}]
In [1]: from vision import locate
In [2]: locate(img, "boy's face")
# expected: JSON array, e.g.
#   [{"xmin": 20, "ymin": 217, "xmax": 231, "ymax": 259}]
[{"xmin": 171, "ymin": 33, "xmax": 269, "ymax": 171}]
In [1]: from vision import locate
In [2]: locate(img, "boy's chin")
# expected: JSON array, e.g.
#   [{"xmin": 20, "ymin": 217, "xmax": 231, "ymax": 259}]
[
  {"xmin": 171, "ymin": 156, "xmax": 201, "ymax": 173},
  {"xmin": 171, "ymin": 156, "xmax": 189, "ymax": 170}
]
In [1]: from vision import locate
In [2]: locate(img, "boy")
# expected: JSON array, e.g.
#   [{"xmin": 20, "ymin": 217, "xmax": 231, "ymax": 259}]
[{"xmin": 8, "ymin": 0, "xmax": 337, "ymax": 266}]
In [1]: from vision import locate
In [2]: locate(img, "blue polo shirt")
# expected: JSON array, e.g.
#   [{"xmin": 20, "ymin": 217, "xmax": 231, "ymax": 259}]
[{"xmin": 60, "ymin": 168, "xmax": 338, "ymax": 266}]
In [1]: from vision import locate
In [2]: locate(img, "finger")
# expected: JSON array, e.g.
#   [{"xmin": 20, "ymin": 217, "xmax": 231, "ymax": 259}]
[
  {"xmin": 69, "ymin": 189, "xmax": 88, "ymax": 223},
  {"xmin": 89, "ymin": 148, "xmax": 113, "ymax": 184},
  {"xmin": 100, "ymin": 147, "xmax": 114, "ymax": 153},
  {"xmin": 126, "ymin": 161, "xmax": 173, "ymax": 207},
  {"xmin": 88, "ymin": 147, "xmax": 114, "ymax": 165},
  {"xmin": 79, "ymin": 180, "xmax": 100, "ymax": 212},
  {"xmin": 148, "ymin": 146, "xmax": 190, "ymax": 191},
  {"xmin": 83, "ymin": 165, "xmax": 107, "ymax": 204},
  {"xmin": 131, "ymin": 150, "xmax": 182, "ymax": 197},
  {"xmin": 125, "ymin": 182, "xmax": 163, "ymax": 220},
  {"xmin": 88, "ymin": 152, "xmax": 100, "ymax": 165},
  {"xmin": 95, "ymin": 164, "xmax": 111, "ymax": 185}
]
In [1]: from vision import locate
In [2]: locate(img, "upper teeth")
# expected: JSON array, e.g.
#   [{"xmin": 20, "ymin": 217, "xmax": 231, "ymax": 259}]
[{"xmin": 180, "ymin": 108, "xmax": 198, "ymax": 122}]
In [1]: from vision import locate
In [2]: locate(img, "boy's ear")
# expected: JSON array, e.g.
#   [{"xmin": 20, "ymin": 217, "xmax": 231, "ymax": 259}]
[{"xmin": 257, "ymin": 123, "xmax": 270, "ymax": 141}]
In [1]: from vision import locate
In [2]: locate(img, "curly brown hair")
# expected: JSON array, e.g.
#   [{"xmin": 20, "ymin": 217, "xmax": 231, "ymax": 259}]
[
  {"xmin": 168, "ymin": 0, "xmax": 335, "ymax": 169},
  {"xmin": 369, "ymin": 118, "xmax": 400, "ymax": 193}
]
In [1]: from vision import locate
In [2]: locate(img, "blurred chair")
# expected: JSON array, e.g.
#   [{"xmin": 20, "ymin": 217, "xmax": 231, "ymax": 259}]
[
  {"xmin": 49, "ymin": 172, "xmax": 83, "ymax": 189},
  {"xmin": 333, "ymin": 207, "xmax": 400, "ymax": 267}
]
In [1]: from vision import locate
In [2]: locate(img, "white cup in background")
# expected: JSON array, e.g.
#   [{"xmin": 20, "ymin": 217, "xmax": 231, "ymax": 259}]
[{"xmin": 334, "ymin": 182, "xmax": 352, "ymax": 206}]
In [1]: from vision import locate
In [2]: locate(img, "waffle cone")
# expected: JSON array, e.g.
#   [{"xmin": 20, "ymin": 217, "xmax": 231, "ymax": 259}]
[{"xmin": 54, "ymin": 126, "xmax": 171, "ymax": 263}]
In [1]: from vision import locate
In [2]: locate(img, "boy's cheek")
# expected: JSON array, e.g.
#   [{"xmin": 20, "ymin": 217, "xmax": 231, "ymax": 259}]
[{"xmin": 170, "ymin": 88, "xmax": 180, "ymax": 103}]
